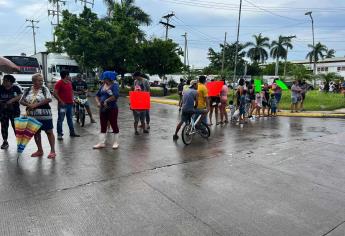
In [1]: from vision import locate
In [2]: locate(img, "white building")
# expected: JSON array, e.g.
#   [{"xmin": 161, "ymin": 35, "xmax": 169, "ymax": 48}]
[{"xmin": 291, "ymin": 57, "xmax": 345, "ymax": 78}]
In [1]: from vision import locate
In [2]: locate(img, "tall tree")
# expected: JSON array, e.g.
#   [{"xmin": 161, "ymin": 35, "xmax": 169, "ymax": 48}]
[
  {"xmin": 325, "ymin": 48, "xmax": 336, "ymax": 58},
  {"xmin": 103, "ymin": 0, "xmax": 151, "ymax": 26},
  {"xmin": 137, "ymin": 39, "xmax": 183, "ymax": 77},
  {"xmin": 306, "ymin": 42, "xmax": 327, "ymax": 64},
  {"xmin": 207, "ymin": 42, "xmax": 247, "ymax": 77},
  {"xmin": 246, "ymin": 33, "xmax": 270, "ymax": 63},
  {"xmin": 270, "ymin": 35, "xmax": 292, "ymax": 76}
]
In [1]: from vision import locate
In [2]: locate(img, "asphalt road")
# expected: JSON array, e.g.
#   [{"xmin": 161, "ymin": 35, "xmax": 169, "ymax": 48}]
[{"xmin": 0, "ymin": 98, "xmax": 345, "ymax": 236}]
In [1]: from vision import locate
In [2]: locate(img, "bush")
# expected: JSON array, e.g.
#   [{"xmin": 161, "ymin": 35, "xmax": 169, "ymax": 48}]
[{"xmin": 168, "ymin": 79, "xmax": 178, "ymax": 88}]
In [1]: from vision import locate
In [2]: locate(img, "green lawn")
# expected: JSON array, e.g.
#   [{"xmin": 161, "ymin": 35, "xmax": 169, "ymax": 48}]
[{"xmin": 166, "ymin": 90, "xmax": 345, "ymax": 111}]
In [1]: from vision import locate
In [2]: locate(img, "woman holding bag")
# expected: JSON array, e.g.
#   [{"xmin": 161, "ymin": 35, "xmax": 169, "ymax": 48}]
[
  {"xmin": 93, "ymin": 71, "xmax": 120, "ymax": 149},
  {"xmin": 20, "ymin": 73, "xmax": 56, "ymax": 159}
]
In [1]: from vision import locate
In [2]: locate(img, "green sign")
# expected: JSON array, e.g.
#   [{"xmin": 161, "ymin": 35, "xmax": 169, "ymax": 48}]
[
  {"xmin": 276, "ymin": 80, "xmax": 288, "ymax": 90},
  {"xmin": 254, "ymin": 79, "xmax": 262, "ymax": 92}
]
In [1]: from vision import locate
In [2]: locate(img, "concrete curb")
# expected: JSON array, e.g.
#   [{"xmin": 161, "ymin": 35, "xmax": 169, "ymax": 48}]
[{"xmin": 150, "ymin": 98, "xmax": 345, "ymax": 119}]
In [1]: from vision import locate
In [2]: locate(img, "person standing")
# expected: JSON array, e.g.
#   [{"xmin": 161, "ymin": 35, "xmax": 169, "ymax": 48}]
[
  {"xmin": 208, "ymin": 79, "xmax": 220, "ymax": 125},
  {"xmin": 93, "ymin": 71, "xmax": 120, "ymax": 149},
  {"xmin": 132, "ymin": 72, "xmax": 150, "ymax": 134},
  {"xmin": 299, "ymin": 80, "xmax": 307, "ymax": 111},
  {"xmin": 261, "ymin": 83, "xmax": 270, "ymax": 116},
  {"xmin": 290, "ymin": 80, "xmax": 301, "ymax": 113},
  {"xmin": 20, "ymin": 73, "xmax": 56, "ymax": 158},
  {"xmin": 54, "ymin": 70, "xmax": 80, "ymax": 140},
  {"xmin": 272, "ymin": 78, "xmax": 282, "ymax": 112},
  {"xmin": 72, "ymin": 74, "xmax": 96, "ymax": 123},
  {"xmin": 177, "ymin": 78, "xmax": 185, "ymax": 111},
  {"xmin": 219, "ymin": 78, "xmax": 229, "ymax": 124},
  {"xmin": 248, "ymin": 79, "xmax": 256, "ymax": 118},
  {"xmin": 0, "ymin": 75, "xmax": 22, "ymax": 149},
  {"xmin": 196, "ymin": 75, "xmax": 209, "ymax": 124}
]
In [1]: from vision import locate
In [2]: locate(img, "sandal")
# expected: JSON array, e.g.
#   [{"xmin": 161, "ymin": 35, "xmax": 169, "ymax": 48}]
[
  {"xmin": 31, "ymin": 151, "xmax": 43, "ymax": 157},
  {"xmin": 47, "ymin": 152, "xmax": 56, "ymax": 159}
]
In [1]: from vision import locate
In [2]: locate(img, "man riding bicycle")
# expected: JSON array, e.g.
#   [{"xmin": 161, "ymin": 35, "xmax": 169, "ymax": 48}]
[
  {"xmin": 195, "ymin": 75, "xmax": 210, "ymax": 124},
  {"xmin": 173, "ymin": 80, "xmax": 199, "ymax": 140},
  {"xmin": 72, "ymin": 74, "xmax": 96, "ymax": 123}
]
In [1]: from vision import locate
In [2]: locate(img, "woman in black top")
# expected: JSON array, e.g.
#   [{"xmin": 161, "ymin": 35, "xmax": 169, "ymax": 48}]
[{"xmin": 0, "ymin": 75, "xmax": 22, "ymax": 149}]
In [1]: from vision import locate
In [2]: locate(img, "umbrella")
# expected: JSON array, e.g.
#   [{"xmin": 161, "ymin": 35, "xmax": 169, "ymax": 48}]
[
  {"xmin": 0, "ymin": 57, "xmax": 20, "ymax": 73},
  {"xmin": 14, "ymin": 116, "xmax": 42, "ymax": 159}
]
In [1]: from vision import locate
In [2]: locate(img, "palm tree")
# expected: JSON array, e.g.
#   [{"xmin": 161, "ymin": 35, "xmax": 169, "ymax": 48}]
[
  {"xmin": 103, "ymin": 0, "xmax": 151, "ymax": 26},
  {"xmin": 306, "ymin": 42, "xmax": 327, "ymax": 64},
  {"xmin": 325, "ymin": 49, "xmax": 336, "ymax": 58},
  {"xmin": 246, "ymin": 33, "xmax": 270, "ymax": 63},
  {"xmin": 270, "ymin": 35, "xmax": 293, "ymax": 76}
]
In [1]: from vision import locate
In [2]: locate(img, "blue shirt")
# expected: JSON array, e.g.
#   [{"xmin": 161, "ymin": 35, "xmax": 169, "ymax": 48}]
[
  {"xmin": 96, "ymin": 82, "xmax": 119, "ymax": 109},
  {"xmin": 182, "ymin": 88, "xmax": 197, "ymax": 112}
]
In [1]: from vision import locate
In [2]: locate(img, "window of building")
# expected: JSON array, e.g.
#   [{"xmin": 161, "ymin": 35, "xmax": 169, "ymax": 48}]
[
  {"xmin": 325, "ymin": 67, "xmax": 328, "ymax": 72},
  {"xmin": 337, "ymin": 67, "xmax": 341, "ymax": 72}
]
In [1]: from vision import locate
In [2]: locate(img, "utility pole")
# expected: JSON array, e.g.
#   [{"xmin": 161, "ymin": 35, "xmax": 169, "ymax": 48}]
[
  {"xmin": 77, "ymin": 0, "xmax": 94, "ymax": 8},
  {"xmin": 221, "ymin": 32, "xmax": 227, "ymax": 75},
  {"xmin": 233, "ymin": 0, "xmax": 243, "ymax": 87},
  {"xmin": 159, "ymin": 12, "xmax": 175, "ymax": 40},
  {"xmin": 48, "ymin": 0, "xmax": 65, "ymax": 42},
  {"xmin": 26, "ymin": 19, "xmax": 39, "ymax": 54},
  {"xmin": 182, "ymin": 32, "xmax": 188, "ymax": 78},
  {"xmin": 305, "ymin": 11, "xmax": 316, "ymax": 86},
  {"xmin": 283, "ymin": 35, "xmax": 296, "ymax": 78}
]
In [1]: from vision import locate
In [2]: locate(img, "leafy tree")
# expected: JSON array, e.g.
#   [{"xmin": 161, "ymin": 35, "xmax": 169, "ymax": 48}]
[
  {"xmin": 207, "ymin": 42, "xmax": 247, "ymax": 76},
  {"xmin": 289, "ymin": 64, "xmax": 313, "ymax": 81},
  {"xmin": 318, "ymin": 72, "xmax": 342, "ymax": 83},
  {"xmin": 138, "ymin": 38, "xmax": 183, "ymax": 77},
  {"xmin": 306, "ymin": 42, "xmax": 327, "ymax": 63},
  {"xmin": 246, "ymin": 34, "xmax": 270, "ymax": 63},
  {"xmin": 246, "ymin": 62, "xmax": 262, "ymax": 76},
  {"xmin": 45, "ymin": 41, "xmax": 63, "ymax": 53},
  {"xmin": 325, "ymin": 48, "xmax": 336, "ymax": 58},
  {"xmin": 103, "ymin": 0, "xmax": 151, "ymax": 26},
  {"xmin": 270, "ymin": 35, "xmax": 293, "ymax": 76}
]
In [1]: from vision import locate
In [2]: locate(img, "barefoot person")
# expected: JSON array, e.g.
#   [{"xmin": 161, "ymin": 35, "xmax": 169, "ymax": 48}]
[
  {"xmin": 20, "ymin": 73, "xmax": 56, "ymax": 159},
  {"xmin": 93, "ymin": 71, "xmax": 120, "ymax": 149}
]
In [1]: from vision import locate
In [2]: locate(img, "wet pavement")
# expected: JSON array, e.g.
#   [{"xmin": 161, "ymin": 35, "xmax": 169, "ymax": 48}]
[{"xmin": 0, "ymin": 98, "xmax": 345, "ymax": 236}]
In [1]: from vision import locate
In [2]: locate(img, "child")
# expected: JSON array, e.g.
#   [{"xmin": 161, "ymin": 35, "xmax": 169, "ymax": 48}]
[
  {"xmin": 255, "ymin": 92, "xmax": 262, "ymax": 118},
  {"xmin": 270, "ymin": 93, "xmax": 278, "ymax": 117},
  {"xmin": 228, "ymin": 100, "xmax": 236, "ymax": 122},
  {"xmin": 239, "ymin": 90, "xmax": 247, "ymax": 124}
]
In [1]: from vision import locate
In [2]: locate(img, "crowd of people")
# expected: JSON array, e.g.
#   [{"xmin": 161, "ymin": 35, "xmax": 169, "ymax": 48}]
[{"xmin": 174, "ymin": 77, "xmax": 309, "ymax": 136}]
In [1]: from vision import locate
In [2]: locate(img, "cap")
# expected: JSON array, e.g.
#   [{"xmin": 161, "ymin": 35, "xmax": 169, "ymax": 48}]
[{"xmin": 189, "ymin": 80, "xmax": 198, "ymax": 88}]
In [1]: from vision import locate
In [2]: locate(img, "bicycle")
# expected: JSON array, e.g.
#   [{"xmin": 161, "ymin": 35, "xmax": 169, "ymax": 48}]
[
  {"xmin": 74, "ymin": 95, "xmax": 88, "ymax": 127},
  {"xmin": 182, "ymin": 112, "xmax": 210, "ymax": 145}
]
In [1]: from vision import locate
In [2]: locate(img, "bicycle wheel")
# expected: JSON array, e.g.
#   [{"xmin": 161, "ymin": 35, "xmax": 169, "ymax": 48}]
[
  {"xmin": 80, "ymin": 108, "xmax": 85, "ymax": 127},
  {"xmin": 198, "ymin": 122, "xmax": 210, "ymax": 138},
  {"xmin": 182, "ymin": 124, "xmax": 193, "ymax": 145}
]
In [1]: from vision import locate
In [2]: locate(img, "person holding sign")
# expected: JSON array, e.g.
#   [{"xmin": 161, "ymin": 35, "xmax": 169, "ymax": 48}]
[
  {"xmin": 93, "ymin": 71, "xmax": 120, "ymax": 149},
  {"xmin": 208, "ymin": 79, "xmax": 220, "ymax": 125},
  {"xmin": 272, "ymin": 78, "xmax": 283, "ymax": 112},
  {"xmin": 132, "ymin": 72, "xmax": 150, "ymax": 135}
]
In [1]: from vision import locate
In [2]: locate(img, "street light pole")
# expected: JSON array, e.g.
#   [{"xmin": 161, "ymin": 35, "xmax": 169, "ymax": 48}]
[{"xmin": 305, "ymin": 11, "xmax": 315, "ymax": 75}]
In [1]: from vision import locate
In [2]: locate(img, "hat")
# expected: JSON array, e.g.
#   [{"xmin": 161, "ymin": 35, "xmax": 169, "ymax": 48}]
[
  {"xmin": 101, "ymin": 71, "xmax": 117, "ymax": 81},
  {"xmin": 189, "ymin": 80, "xmax": 198, "ymax": 88}
]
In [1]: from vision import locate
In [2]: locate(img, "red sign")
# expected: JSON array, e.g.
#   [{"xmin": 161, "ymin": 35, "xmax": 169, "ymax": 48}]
[
  {"xmin": 206, "ymin": 81, "xmax": 224, "ymax": 96},
  {"xmin": 129, "ymin": 91, "xmax": 151, "ymax": 110}
]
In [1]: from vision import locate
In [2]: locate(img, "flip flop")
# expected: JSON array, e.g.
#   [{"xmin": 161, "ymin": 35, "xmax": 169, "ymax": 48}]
[
  {"xmin": 47, "ymin": 152, "xmax": 56, "ymax": 159},
  {"xmin": 31, "ymin": 151, "xmax": 43, "ymax": 158}
]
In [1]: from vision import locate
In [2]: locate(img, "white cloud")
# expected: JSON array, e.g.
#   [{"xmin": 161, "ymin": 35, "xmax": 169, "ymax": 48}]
[{"xmin": 15, "ymin": 1, "xmax": 47, "ymax": 18}]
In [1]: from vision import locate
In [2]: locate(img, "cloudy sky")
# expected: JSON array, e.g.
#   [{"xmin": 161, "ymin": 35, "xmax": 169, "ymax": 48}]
[{"xmin": 1, "ymin": 0, "xmax": 345, "ymax": 68}]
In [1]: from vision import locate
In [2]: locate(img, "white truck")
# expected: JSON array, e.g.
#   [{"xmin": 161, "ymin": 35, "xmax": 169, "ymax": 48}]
[
  {"xmin": 32, "ymin": 52, "xmax": 80, "ymax": 87},
  {"xmin": 0, "ymin": 55, "xmax": 41, "ymax": 89}
]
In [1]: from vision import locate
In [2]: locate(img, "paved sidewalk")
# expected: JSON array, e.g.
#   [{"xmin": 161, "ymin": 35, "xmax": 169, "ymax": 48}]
[{"xmin": 151, "ymin": 97, "xmax": 345, "ymax": 118}]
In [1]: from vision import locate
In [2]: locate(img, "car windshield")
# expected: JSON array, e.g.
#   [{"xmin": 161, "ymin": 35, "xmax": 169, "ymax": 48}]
[{"xmin": 56, "ymin": 65, "xmax": 80, "ymax": 73}]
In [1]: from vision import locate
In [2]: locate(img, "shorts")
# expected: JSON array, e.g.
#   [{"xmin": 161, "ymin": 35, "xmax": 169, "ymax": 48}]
[
  {"xmin": 181, "ymin": 111, "xmax": 194, "ymax": 123},
  {"xmin": 291, "ymin": 97, "xmax": 298, "ymax": 104},
  {"xmin": 262, "ymin": 101, "xmax": 269, "ymax": 108},
  {"xmin": 210, "ymin": 96, "xmax": 220, "ymax": 107},
  {"xmin": 38, "ymin": 119, "xmax": 54, "ymax": 131},
  {"xmin": 271, "ymin": 107, "xmax": 277, "ymax": 113},
  {"xmin": 133, "ymin": 110, "xmax": 146, "ymax": 123}
]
